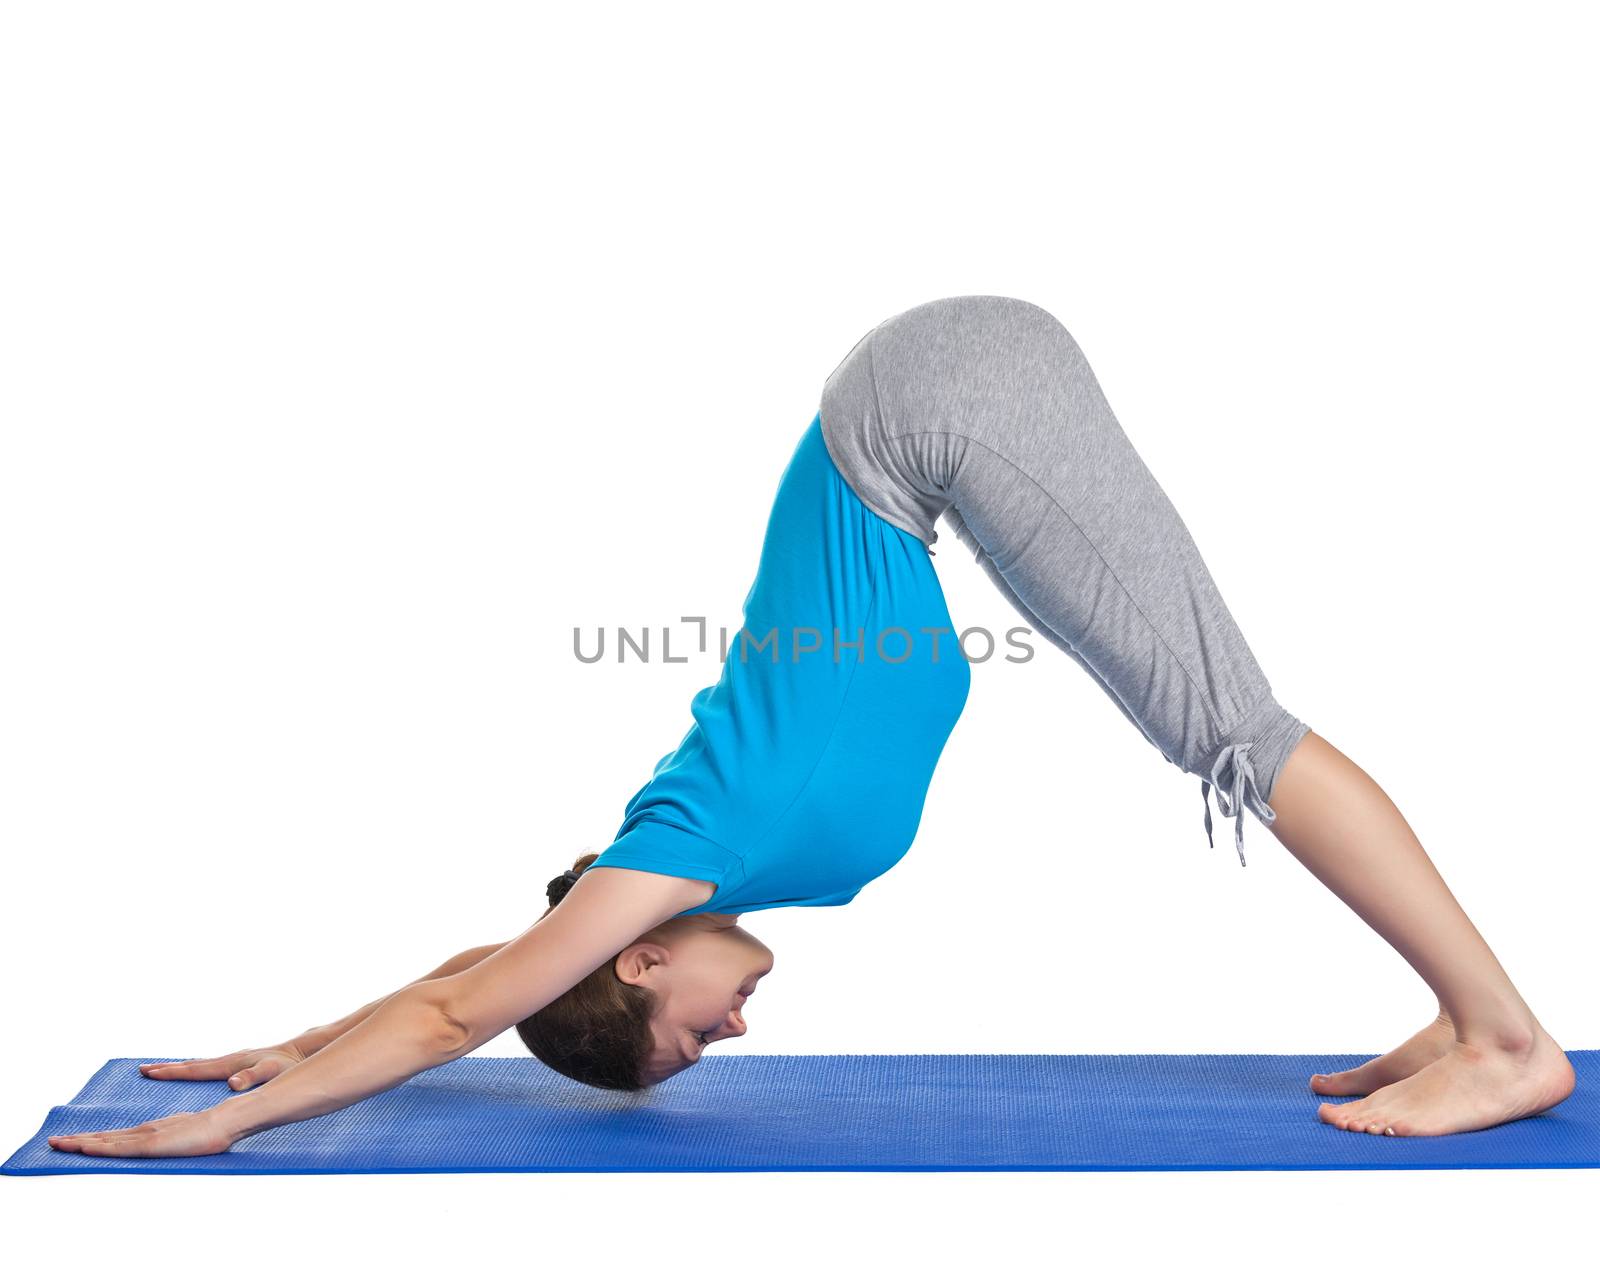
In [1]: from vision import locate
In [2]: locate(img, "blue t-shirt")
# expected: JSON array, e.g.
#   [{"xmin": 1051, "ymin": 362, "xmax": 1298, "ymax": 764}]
[{"xmin": 589, "ymin": 412, "xmax": 970, "ymax": 916}]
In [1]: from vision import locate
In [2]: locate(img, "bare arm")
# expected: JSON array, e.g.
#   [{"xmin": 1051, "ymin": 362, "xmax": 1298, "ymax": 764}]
[
  {"xmin": 136, "ymin": 939, "xmax": 515, "ymax": 1092},
  {"xmin": 433, "ymin": 866, "xmax": 711, "ymax": 1053},
  {"xmin": 207, "ymin": 867, "xmax": 704, "ymax": 1143},
  {"xmin": 288, "ymin": 940, "xmax": 511, "ymax": 1057}
]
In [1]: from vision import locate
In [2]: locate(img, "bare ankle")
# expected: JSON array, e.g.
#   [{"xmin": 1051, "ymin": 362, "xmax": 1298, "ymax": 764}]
[{"xmin": 1451, "ymin": 1012, "xmax": 1538, "ymax": 1056}]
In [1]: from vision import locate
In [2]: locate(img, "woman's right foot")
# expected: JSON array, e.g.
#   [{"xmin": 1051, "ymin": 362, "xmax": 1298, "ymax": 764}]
[{"xmin": 1309, "ymin": 1012, "xmax": 1455, "ymax": 1096}]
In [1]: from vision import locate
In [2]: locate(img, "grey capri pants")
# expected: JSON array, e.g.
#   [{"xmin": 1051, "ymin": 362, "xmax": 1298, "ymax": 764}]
[{"xmin": 818, "ymin": 295, "xmax": 1312, "ymax": 865}]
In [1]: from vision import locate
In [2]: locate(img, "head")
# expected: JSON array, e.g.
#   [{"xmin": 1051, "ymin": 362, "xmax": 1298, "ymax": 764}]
[{"xmin": 516, "ymin": 852, "xmax": 775, "ymax": 1090}]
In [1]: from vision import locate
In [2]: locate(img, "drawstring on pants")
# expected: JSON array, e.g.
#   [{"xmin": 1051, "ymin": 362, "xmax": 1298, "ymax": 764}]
[{"xmin": 1200, "ymin": 740, "xmax": 1273, "ymax": 867}]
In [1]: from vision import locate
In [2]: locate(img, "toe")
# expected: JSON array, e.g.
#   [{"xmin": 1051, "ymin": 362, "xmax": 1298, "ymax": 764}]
[
  {"xmin": 1310, "ymin": 1070, "xmax": 1357, "ymax": 1095},
  {"xmin": 1318, "ymin": 1100, "xmax": 1362, "ymax": 1128}
]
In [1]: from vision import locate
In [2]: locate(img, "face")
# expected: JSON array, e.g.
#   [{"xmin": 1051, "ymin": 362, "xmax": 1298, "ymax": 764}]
[{"xmin": 613, "ymin": 912, "xmax": 775, "ymax": 1086}]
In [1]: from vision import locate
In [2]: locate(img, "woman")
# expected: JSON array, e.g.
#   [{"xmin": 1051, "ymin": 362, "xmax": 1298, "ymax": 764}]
[{"xmin": 48, "ymin": 296, "xmax": 1574, "ymax": 1159}]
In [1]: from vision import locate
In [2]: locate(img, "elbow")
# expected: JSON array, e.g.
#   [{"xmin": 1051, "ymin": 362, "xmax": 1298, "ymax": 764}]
[
  {"xmin": 414, "ymin": 974, "xmax": 495, "ymax": 1060},
  {"xmin": 431, "ymin": 1005, "xmax": 473, "ymax": 1059},
  {"xmin": 409, "ymin": 987, "xmax": 473, "ymax": 1059}
]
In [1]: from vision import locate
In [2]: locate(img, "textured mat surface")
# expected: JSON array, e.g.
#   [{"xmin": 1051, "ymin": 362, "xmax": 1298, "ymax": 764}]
[{"xmin": 5, "ymin": 1052, "xmax": 1597, "ymax": 1174}]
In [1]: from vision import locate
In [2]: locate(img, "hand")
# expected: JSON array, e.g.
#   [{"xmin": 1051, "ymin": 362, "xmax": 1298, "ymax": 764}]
[
  {"xmin": 47, "ymin": 1108, "xmax": 235, "ymax": 1159},
  {"xmin": 139, "ymin": 1042, "xmax": 307, "ymax": 1091}
]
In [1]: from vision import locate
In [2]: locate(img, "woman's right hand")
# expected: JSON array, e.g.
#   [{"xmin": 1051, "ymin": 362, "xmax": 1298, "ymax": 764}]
[{"xmin": 139, "ymin": 1042, "xmax": 308, "ymax": 1091}]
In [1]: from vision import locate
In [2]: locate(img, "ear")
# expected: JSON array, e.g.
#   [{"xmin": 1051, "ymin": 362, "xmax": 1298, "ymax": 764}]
[{"xmin": 612, "ymin": 940, "xmax": 674, "ymax": 988}]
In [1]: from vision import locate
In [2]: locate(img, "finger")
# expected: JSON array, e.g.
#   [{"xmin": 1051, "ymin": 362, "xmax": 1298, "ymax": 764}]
[
  {"xmin": 48, "ymin": 1126, "xmax": 156, "ymax": 1154},
  {"xmin": 141, "ymin": 1056, "xmax": 241, "ymax": 1079},
  {"xmin": 67, "ymin": 1138, "xmax": 144, "ymax": 1158},
  {"xmin": 232, "ymin": 1057, "xmax": 288, "ymax": 1090},
  {"xmin": 53, "ymin": 1126, "xmax": 137, "ymax": 1142},
  {"xmin": 47, "ymin": 1134, "xmax": 118, "ymax": 1150},
  {"xmin": 49, "ymin": 1113, "xmax": 183, "ymax": 1146}
]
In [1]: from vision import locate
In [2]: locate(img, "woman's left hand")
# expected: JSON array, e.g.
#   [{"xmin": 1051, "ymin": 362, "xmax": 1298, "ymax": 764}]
[{"xmin": 47, "ymin": 1108, "xmax": 235, "ymax": 1159}]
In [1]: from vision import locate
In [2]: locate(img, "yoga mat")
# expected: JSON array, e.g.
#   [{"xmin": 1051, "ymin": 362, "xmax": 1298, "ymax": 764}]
[{"xmin": 4, "ymin": 1051, "xmax": 1596, "ymax": 1175}]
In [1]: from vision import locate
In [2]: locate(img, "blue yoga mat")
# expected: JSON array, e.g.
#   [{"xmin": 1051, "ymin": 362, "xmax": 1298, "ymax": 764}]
[{"xmin": 4, "ymin": 1051, "xmax": 1596, "ymax": 1175}]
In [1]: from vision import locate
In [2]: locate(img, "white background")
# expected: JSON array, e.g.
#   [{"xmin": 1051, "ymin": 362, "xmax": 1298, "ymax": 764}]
[{"xmin": 2, "ymin": 0, "xmax": 1595, "ymax": 1274}]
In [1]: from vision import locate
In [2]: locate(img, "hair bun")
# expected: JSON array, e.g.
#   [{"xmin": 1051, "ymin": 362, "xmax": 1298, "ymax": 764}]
[{"xmin": 546, "ymin": 867, "xmax": 583, "ymax": 907}]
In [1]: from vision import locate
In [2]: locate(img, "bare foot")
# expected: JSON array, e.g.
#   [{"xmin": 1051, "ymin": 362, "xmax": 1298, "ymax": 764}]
[
  {"xmin": 1316, "ymin": 1023, "xmax": 1575, "ymax": 1137},
  {"xmin": 1309, "ymin": 1012, "xmax": 1455, "ymax": 1096}
]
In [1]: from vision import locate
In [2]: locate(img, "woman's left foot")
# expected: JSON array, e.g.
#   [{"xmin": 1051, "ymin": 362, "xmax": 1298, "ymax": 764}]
[{"xmin": 1317, "ymin": 1023, "xmax": 1575, "ymax": 1136}]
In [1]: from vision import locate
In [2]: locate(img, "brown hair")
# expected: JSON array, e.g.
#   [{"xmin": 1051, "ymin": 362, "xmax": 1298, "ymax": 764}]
[{"xmin": 514, "ymin": 851, "xmax": 659, "ymax": 1091}]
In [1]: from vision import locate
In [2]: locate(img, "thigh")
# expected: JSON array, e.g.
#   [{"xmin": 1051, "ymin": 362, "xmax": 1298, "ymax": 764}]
[
  {"xmin": 869, "ymin": 295, "xmax": 1311, "ymax": 857},
  {"xmin": 875, "ymin": 298, "xmax": 1265, "ymax": 758},
  {"xmin": 942, "ymin": 435, "xmax": 1269, "ymax": 775},
  {"xmin": 939, "ymin": 500, "xmax": 1173, "ymax": 761}
]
